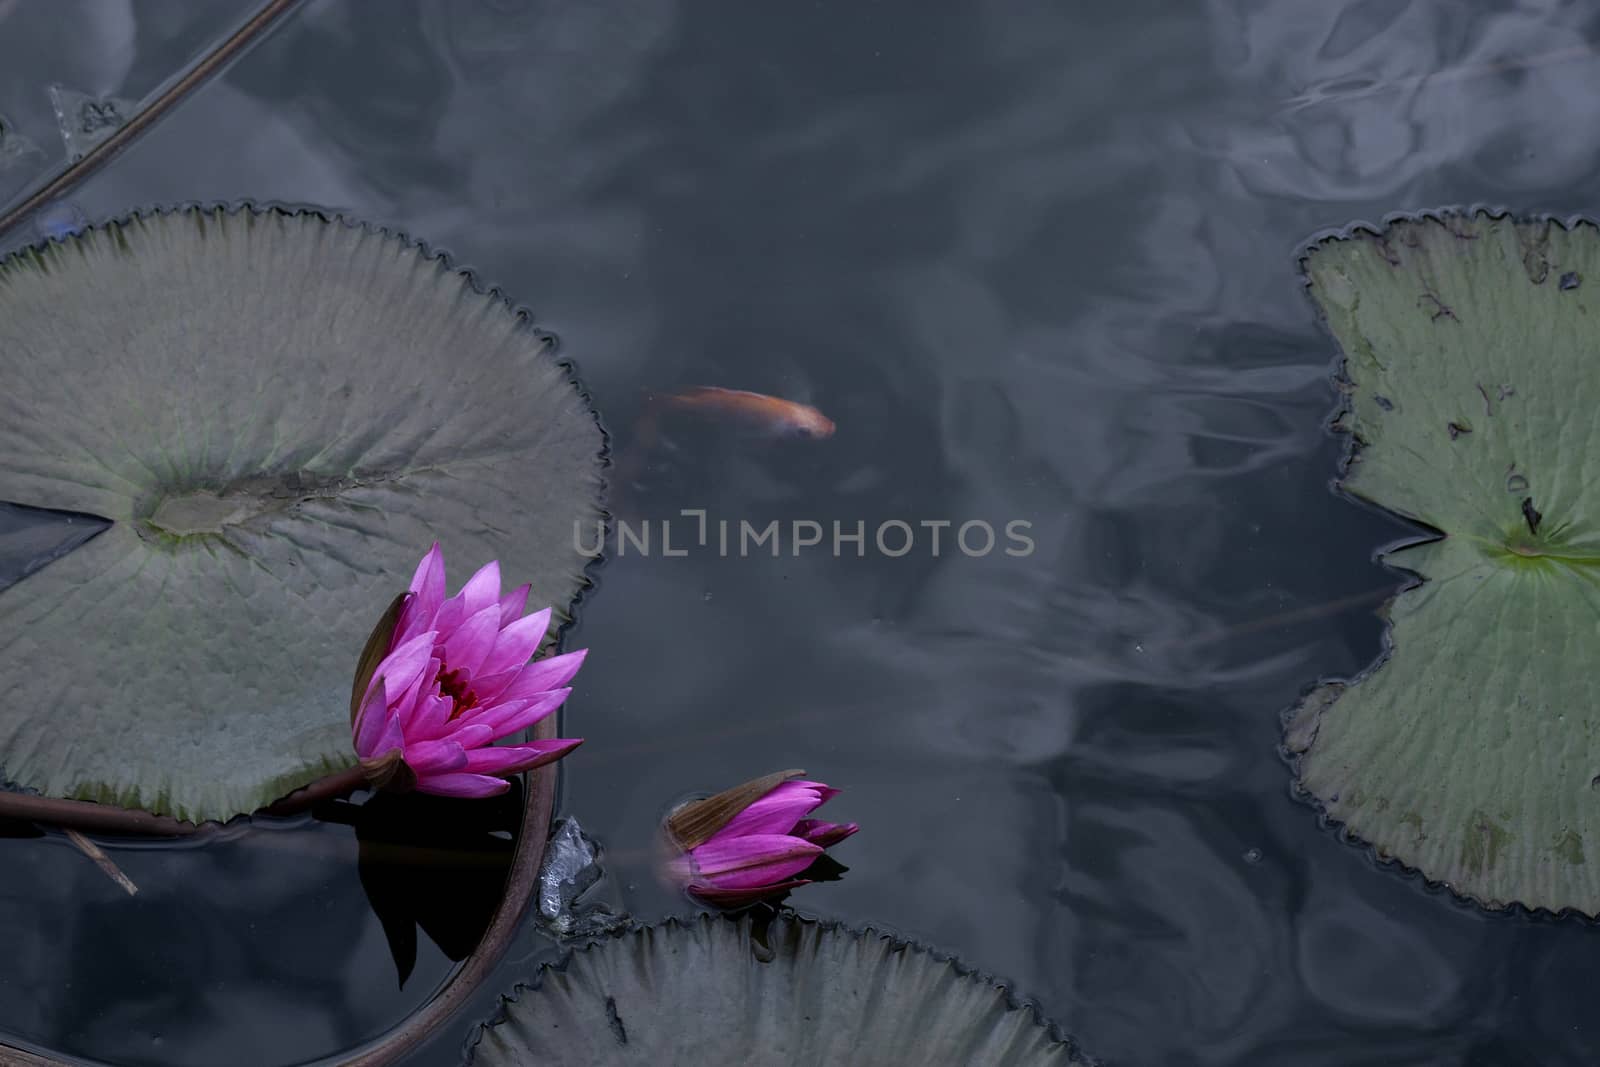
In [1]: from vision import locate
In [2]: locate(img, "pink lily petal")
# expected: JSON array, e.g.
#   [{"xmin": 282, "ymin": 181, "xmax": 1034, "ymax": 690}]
[
  {"xmin": 433, "ymin": 595, "xmax": 465, "ymax": 637},
  {"xmin": 689, "ymin": 834, "xmax": 823, "ymax": 890},
  {"xmin": 411, "ymin": 695, "xmax": 493, "ymax": 743},
  {"xmin": 413, "ymin": 772, "xmax": 510, "ymax": 798},
  {"xmin": 409, "ymin": 690, "xmax": 454, "ymax": 741},
  {"xmin": 795, "ymin": 819, "xmax": 859, "ymax": 848},
  {"xmin": 443, "ymin": 687, "xmax": 568, "ymax": 739},
  {"xmin": 458, "ymin": 559, "xmax": 502, "ymax": 618},
  {"xmin": 371, "ymin": 630, "xmax": 438, "ymax": 707},
  {"xmin": 460, "ymin": 665, "xmax": 520, "ymax": 706},
  {"xmin": 498, "ymin": 583, "xmax": 531, "ymax": 626},
  {"xmin": 391, "ymin": 591, "xmax": 427, "ymax": 646},
  {"xmin": 435, "ymin": 722, "xmax": 495, "ymax": 750},
  {"xmin": 776, "ymin": 780, "xmax": 840, "ymax": 805},
  {"xmin": 482, "ymin": 688, "xmax": 572, "ymax": 742},
  {"xmin": 708, "ymin": 781, "xmax": 828, "ymax": 841},
  {"xmin": 352, "ymin": 684, "xmax": 392, "ymax": 758},
  {"xmin": 492, "ymin": 649, "xmax": 588, "ymax": 704},
  {"xmin": 362, "ymin": 710, "xmax": 405, "ymax": 761},
  {"xmin": 408, "ymin": 542, "xmax": 446, "ymax": 604},
  {"xmin": 397, "ymin": 545, "xmax": 446, "ymax": 638},
  {"xmin": 403, "ymin": 543, "xmax": 448, "ymax": 627},
  {"xmin": 403, "ymin": 739, "xmax": 469, "ymax": 775},
  {"xmin": 390, "ymin": 655, "xmax": 440, "ymax": 725},
  {"xmin": 441, "ymin": 604, "xmax": 502, "ymax": 677},
  {"xmin": 435, "ymin": 697, "xmax": 529, "ymax": 739},
  {"xmin": 462, "ymin": 738, "xmax": 583, "ymax": 776},
  {"xmin": 477, "ymin": 607, "xmax": 552, "ymax": 678}
]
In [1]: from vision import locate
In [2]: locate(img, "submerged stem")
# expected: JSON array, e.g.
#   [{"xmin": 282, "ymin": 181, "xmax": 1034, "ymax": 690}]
[
  {"xmin": 0, "ymin": 701, "xmax": 564, "ymax": 1067},
  {"xmin": 63, "ymin": 828, "xmax": 139, "ymax": 895},
  {"xmin": 0, "ymin": 0, "xmax": 307, "ymax": 240}
]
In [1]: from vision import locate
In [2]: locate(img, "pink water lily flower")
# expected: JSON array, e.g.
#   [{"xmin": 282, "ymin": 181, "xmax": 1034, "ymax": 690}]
[
  {"xmin": 664, "ymin": 770, "xmax": 858, "ymax": 907},
  {"xmin": 350, "ymin": 543, "xmax": 585, "ymax": 798}
]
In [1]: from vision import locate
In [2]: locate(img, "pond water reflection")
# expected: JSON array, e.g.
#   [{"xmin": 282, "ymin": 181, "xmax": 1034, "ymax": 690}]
[{"xmin": 4, "ymin": 2, "xmax": 1600, "ymax": 1064}]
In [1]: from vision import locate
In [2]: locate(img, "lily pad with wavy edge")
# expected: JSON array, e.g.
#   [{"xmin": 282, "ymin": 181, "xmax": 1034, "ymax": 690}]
[
  {"xmin": 1290, "ymin": 210, "xmax": 1600, "ymax": 913},
  {"xmin": 0, "ymin": 205, "xmax": 604, "ymax": 824},
  {"xmin": 464, "ymin": 912, "xmax": 1093, "ymax": 1066}
]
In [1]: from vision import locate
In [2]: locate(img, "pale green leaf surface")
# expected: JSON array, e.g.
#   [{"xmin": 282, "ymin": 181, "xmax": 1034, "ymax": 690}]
[
  {"xmin": 466, "ymin": 913, "xmax": 1092, "ymax": 1066},
  {"xmin": 1293, "ymin": 211, "xmax": 1600, "ymax": 912},
  {"xmin": 0, "ymin": 206, "xmax": 604, "ymax": 823}
]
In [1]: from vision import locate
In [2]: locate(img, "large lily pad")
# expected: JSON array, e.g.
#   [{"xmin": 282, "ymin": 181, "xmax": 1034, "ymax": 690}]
[
  {"xmin": 0, "ymin": 205, "xmax": 604, "ymax": 823},
  {"xmin": 1290, "ymin": 210, "xmax": 1600, "ymax": 913},
  {"xmin": 465, "ymin": 913, "xmax": 1092, "ymax": 1066}
]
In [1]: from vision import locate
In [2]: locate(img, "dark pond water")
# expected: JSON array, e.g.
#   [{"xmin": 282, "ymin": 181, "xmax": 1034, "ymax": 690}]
[{"xmin": 5, "ymin": 1, "xmax": 1600, "ymax": 1064}]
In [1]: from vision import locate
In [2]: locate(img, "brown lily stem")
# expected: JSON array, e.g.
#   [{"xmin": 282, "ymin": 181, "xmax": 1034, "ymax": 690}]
[
  {"xmin": 340, "ymin": 714, "xmax": 560, "ymax": 1066},
  {"xmin": 0, "ymin": 1043, "xmax": 62, "ymax": 1067},
  {"xmin": 0, "ymin": 717, "xmax": 561, "ymax": 1066},
  {"xmin": 63, "ymin": 829, "xmax": 138, "ymax": 896},
  {"xmin": 0, "ymin": 791, "xmax": 200, "ymax": 837},
  {"xmin": 261, "ymin": 763, "xmax": 372, "ymax": 818},
  {"xmin": 0, "ymin": 0, "xmax": 307, "ymax": 241},
  {"xmin": 0, "ymin": 751, "xmax": 555, "ymax": 1065},
  {"xmin": 0, "ymin": 763, "xmax": 372, "ymax": 838}
]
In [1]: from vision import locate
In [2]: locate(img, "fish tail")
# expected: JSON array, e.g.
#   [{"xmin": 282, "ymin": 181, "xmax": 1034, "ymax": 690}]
[
  {"xmin": 634, "ymin": 402, "xmax": 663, "ymax": 452},
  {"xmin": 608, "ymin": 395, "xmax": 666, "ymax": 492}
]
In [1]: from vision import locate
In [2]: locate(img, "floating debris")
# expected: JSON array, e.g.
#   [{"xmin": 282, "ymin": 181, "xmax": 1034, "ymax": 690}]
[
  {"xmin": 1521, "ymin": 496, "xmax": 1543, "ymax": 534},
  {"xmin": 47, "ymin": 84, "xmax": 137, "ymax": 161},
  {"xmin": 535, "ymin": 817, "xmax": 629, "ymax": 939}
]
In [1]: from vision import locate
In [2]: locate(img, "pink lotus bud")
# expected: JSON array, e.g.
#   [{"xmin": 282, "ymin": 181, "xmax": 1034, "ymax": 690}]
[{"xmin": 663, "ymin": 769, "xmax": 859, "ymax": 907}]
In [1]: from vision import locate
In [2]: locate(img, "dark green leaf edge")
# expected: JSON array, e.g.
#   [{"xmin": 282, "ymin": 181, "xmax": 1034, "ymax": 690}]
[
  {"xmin": 1279, "ymin": 203, "xmax": 1600, "ymax": 920},
  {"xmin": 459, "ymin": 911, "xmax": 1099, "ymax": 1066}
]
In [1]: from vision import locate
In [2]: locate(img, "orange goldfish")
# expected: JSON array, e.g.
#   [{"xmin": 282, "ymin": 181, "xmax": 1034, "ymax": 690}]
[
  {"xmin": 610, "ymin": 386, "xmax": 834, "ymax": 493},
  {"xmin": 651, "ymin": 386, "xmax": 835, "ymax": 439}
]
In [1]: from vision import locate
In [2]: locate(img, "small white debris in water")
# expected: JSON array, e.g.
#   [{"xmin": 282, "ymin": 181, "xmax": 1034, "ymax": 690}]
[{"xmin": 47, "ymin": 84, "xmax": 136, "ymax": 161}]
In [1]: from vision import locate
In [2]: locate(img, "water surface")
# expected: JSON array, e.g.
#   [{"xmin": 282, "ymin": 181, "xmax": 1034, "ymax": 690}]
[{"xmin": 5, "ymin": 2, "xmax": 1600, "ymax": 1064}]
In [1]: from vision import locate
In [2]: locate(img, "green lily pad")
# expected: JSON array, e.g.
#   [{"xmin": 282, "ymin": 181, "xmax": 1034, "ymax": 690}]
[
  {"xmin": 465, "ymin": 913, "xmax": 1092, "ymax": 1066},
  {"xmin": 1290, "ymin": 209, "xmax": 1600, "ymax": 912},
  {"xmin": 0, "ymin": 204, "xmax": 604, "ymax": 824}
]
